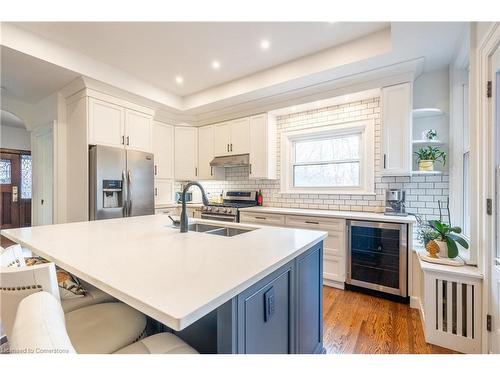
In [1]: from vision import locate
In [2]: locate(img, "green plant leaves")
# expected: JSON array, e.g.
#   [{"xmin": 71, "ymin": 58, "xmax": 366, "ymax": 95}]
[
  {"xmin": 414, "ymin": 145, "xmax": 447, "ymax": 165},
  {"xmin": 448, "ymin": 233, "xmax": 469, "ymax": 249},
  {"xmin": 446, "ymin": 237, "xmax": 459, "ymax": 258},
  {"xmin": 426, "ymin": 220, "xmax": 469, "ymax": 256},
  {"xmin": 428, "ymin": 220, "xmax": 445, "ymax": 235}
]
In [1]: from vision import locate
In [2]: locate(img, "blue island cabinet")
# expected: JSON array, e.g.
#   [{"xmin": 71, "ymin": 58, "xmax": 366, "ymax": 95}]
[{"xmin": 177, "ymin": 241, "xmax": 324, "ymax": 354}]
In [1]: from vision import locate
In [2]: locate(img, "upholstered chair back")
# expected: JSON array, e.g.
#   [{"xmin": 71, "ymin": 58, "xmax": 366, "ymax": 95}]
[
  {"xmin": 0, "ymin": 244, "xmax": 25, "ymax": 268},
  {"xmin": 10, "ymin": 291, "xmax": 76, "ymax": 354},
  {"xmin": 1, "ymin": 246, "xmax": 60, "ymax": 339}
]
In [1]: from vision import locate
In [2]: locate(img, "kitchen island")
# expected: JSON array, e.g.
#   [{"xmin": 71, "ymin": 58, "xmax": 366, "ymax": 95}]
[{"xmin": 2, "ymin": 215, "xmax": 327, "ymax": 354}]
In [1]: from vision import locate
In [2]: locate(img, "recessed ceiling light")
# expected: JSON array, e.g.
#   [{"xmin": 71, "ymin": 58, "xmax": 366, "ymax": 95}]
[
  {"xmin": 260, "ymin": 39, "xmax": 270, "ymax": 50},
  {"xmin": 175, "ymin": 76, "xmax": 184, "ymax": 84},
  {"xmin": 211, "ymin": 61, "xmax": 221, "ymax": 70}
]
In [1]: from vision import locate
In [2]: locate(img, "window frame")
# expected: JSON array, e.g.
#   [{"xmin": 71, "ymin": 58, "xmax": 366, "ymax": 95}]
[{"xmin": 280, "ymin": 119, "xmax": 375, "ymax": 195}]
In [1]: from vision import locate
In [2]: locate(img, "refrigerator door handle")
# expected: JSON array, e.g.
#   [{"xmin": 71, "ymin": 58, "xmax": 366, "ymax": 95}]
[
  {"xmin": 122, "ymin": 170, "xmax": 128, "ymax": 217},
  {"xmin": 127, "ymin": 170, "xmax": 132, "ymax": 216}
]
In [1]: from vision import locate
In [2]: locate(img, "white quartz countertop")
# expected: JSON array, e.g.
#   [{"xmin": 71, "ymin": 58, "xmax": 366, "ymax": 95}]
[
  {"xmin": 239, "ymin": 206, "xmax": 417, "ymax": 224},
  {"xmin": 2, "ymin": 215, "xmax": 327, "ymax": 330}
]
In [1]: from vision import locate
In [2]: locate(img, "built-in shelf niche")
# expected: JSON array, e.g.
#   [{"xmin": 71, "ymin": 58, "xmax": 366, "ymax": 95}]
[{"xmin": 412, "ymin": 106, "xmax": 448, "ymax": 175}]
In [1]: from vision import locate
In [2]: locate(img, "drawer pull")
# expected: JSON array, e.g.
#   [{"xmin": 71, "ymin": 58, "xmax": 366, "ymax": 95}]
[
  {"xmin": 305, "ymin": 221, "xmax": 319, "ymax": 224},
  {"xmin": 254, "ymin": 216, "xmax": 267, "ymax": 220}
]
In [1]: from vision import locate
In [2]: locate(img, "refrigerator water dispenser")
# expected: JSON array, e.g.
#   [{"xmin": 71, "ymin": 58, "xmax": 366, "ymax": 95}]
[{"xmin": 102, "ymin": 180, "xmax": 123, "ymax": 208}]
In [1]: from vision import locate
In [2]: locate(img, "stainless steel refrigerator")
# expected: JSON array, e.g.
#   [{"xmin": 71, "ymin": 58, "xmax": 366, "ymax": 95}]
[{"xmin": 89, "ymin": 145, "xmax": 154, "ymax": 220}]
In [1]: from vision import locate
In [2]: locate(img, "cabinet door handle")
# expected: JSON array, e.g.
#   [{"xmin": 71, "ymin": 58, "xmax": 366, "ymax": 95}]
[
  {"xmin": 230, "ymin": 143, "xmax": 233, "ymax": 152},
  {"xmin": 154, "ymin": 165, "xmax": 158, "ymax": 176},
  {"xmin": 121, "ymin": 135, "xmax": 125, "ymax": 145},
  {"xmin": 126, "ymin": 136, "xmax": 130, "ymax": 146},
  {"xmin": 227, "ymin": 144, "xmax": 229, "ymax": 152},
  {"xmin": 305, "ymin": 221, "xmax": 319, "ymax": 225},
  {"xmin": 249, "ymin": 164, "xmax": 252, "ymax": 175},
  {"xmin": 383, "ymin": 154, "xmax": 387, "ymax": 169},
  {"xmin": 210, "ymin": 166, "xmax": 213, "ymax": 176},
  {"xmin": 254, "ymin": 216, "xmax": 267, "ymax": 220},
  {"xmin": 154, "ymin": 187, "xmax": 158, "ymax": 196},
  {"xmin": 195, "ymin": 167, "xmax": 198, "ymax": 176}
]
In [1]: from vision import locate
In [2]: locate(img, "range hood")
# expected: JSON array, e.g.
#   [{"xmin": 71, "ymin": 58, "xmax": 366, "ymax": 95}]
[{"xmin": 210, "ymin": 153, "xmax": 250, "ymax": 168}]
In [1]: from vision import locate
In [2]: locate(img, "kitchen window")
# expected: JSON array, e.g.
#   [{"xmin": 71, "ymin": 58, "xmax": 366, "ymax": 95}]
[{"xmin": 281, "ymin": 120, "xmax": 374, "ymax": 194}]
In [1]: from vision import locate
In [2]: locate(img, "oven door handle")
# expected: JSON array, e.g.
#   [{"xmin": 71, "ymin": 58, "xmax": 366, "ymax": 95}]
[{"xmin": 201, "ymin": 213, "xmax": 237, "ymax": 222}]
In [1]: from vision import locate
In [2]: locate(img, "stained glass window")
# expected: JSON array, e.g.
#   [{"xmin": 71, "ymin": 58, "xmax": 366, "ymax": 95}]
[
  {"xmin": 21, "ymin": 154, "xmax": 32, "ymax": 199},
  {"xmin": 0, "ymin": 159, "xmax": 12, "ymax": 184}
]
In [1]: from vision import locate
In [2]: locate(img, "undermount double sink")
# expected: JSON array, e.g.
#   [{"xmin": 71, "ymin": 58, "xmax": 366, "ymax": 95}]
[{"xmin": 186, "ymin": 223, "xmax": 254, "ymax": 237}]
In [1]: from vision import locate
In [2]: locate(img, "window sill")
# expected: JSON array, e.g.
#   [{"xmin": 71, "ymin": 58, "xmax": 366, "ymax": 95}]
[{"xmin": 279, "ymin": 189, "xmax": 376, "ymax": 196}]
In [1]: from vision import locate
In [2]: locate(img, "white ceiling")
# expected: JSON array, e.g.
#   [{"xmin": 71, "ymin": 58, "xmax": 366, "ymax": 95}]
[
  {"xmin": 12, "ymin": 22, "xmax": 389, "ymax": 96},
  {"xmin": 1, "ymin": 46, "xmax": 79, "ymax": 104},
  {"xmin": 0, "ymin": 22, "xmax": 467, "ymax": 124}
]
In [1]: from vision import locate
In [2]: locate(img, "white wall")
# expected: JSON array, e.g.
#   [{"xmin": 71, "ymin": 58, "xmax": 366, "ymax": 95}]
[{"xmin": 0, "ymin": 124, "xmax": 31, "ymax": 150}]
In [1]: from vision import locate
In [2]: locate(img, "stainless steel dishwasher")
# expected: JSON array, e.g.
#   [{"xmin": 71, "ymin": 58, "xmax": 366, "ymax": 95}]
[{"xmin": 346, "ymin": 220, "xmax": 408, "ymax": 299}]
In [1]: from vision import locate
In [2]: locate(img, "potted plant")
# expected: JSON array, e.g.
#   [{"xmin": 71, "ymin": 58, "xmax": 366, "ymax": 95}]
[
  {"xmin": 415, "ymin": 146, "xmax": 447, "ymax": 171},
  {"xmin": 426, "ymin": 220, "xmax": 469, "ymax": 258},
  {"xmin": 423, "ymin": 129, "xmax": 438, "ymax": 141}
]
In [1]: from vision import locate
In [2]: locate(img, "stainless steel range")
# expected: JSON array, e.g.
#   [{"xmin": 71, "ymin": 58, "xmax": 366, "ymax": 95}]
[{"xmin": 201, "ymin": 191, "xmax": 258, "ymax": 222}]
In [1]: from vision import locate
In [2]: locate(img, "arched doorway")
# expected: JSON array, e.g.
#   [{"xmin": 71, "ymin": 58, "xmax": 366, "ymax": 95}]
[{"xmin": 0, "ymin": 109, "xmax": 32, "ymax": 245}]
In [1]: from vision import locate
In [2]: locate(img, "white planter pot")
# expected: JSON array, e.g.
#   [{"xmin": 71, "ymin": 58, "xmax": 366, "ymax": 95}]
[{"xmin": 435, "ymin": 240, "xmax": 448, "ymax": 258}]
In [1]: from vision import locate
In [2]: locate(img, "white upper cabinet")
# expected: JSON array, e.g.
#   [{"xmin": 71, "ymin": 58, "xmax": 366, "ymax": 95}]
[
  {"xmin": 88, "ymin": 97, "xmax": 153, "ymax": 152},
  {"xmin": 198, "ymin": 125, "xmax": 224, "ymax": 180},
  {"xmin": 174, "ymin": 126, "xmax": 198, "ymax": 181},
  {"xmin": 249, "ymin": 114, "xmax": 277, "ymax": 179},
  {"xmin": 152, "ymin": 121, "xmax": 174, "ymax": 179},
  {"xmin": 213, "ymin": 117, "xmax": 250, "ymax": 156},
  {"xmin": 154, "ymin": 179, "xmax": 174, "ymax": 206},
  {"xmin": 229, "ymin": 117, "xmax": 250, "ymax": 155},
  {"xmin": 214, "ymin": 122, "xmax": 231, "ymax": 156},
  {"xmin": 125, "ymin": 109, "xmax": 152, "ymax": 153},
  {"xmin": 381, "ymin": 82, "xmax": 413, "ymax": 176},
  {"xmin": 88, "ymin": 98, "xmax": 124, "ymax": 148}
]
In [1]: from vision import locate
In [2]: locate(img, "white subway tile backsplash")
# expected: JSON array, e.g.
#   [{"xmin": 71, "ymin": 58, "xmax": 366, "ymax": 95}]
[{"xmin": 176, "ymin": 97, "xmax": 448, "ymax": 223}]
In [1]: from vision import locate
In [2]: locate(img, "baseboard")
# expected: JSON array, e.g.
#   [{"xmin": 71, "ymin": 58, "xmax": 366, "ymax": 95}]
[
  {"xmin": 409, "ymin": 296, "xmax": 420, "ymax": 309},
  {"xmin": 323, "ymin": 279, "xmax": 344, "ymax": 290}
]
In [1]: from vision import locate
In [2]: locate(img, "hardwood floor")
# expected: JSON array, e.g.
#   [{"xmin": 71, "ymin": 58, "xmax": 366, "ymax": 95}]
[
  {"xmin": 0, "ymin": 235, "xmax": 16, "ymax": 248},
  {"xmin": 323, "ymin": 286, "xmax": 458, "ymax": 354}
]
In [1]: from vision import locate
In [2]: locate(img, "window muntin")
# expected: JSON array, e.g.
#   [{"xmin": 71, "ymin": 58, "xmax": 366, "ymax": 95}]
[
  {"xmin": 0, "ymin": 159, "xmax": 12, "ymax": 184},
  {"xmin": 21, "ymin": 154, "xmax": 32, "ymax": 200}
]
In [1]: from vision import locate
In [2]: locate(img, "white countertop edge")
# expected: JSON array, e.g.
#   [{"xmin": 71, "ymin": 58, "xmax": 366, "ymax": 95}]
[
  {"xmin": 3, "ymin": 221, "xmax": 328, "ymax": 331},
  {"xmin": 239, "ymin": 206, "xmax": 417, "ymax": 224}
]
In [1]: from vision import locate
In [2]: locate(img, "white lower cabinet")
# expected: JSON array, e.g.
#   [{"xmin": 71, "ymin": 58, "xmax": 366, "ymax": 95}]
[
  {"xmin": 239, "ymin": 212, "xmax": 286, "ymax": 226},
  {"xmin": 285, "ymin": 215, "xmax": 346, "ymax": 288},
  {"xmin": 323, "ymin": 253, "xmax": 345, "ymax": 286},
  {"xmin": 155, "ymin": 207, "xmax": 176, "ymax": 216},
  {"xmin": 240, "ymin": 211, "xmax": 346, "ymax": 289}
]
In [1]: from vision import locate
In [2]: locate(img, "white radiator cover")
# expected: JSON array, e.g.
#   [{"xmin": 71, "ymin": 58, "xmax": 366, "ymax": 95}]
[{"xmin": 418, "ymin": 261, "xmax": 483, "ymax": 353}]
